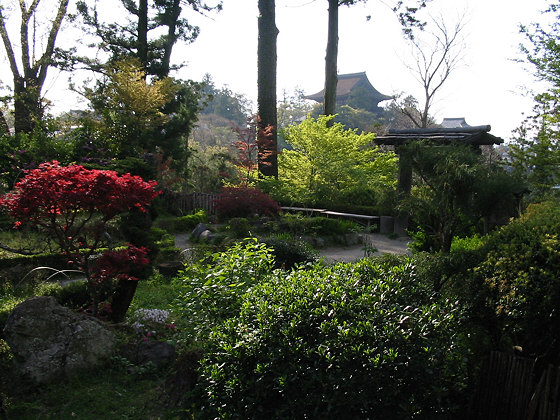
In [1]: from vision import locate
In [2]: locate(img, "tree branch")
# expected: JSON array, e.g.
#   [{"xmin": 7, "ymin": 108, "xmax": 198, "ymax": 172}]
[
  {"xmin": 38, "ymin": 0, "xmax": 69, "ymax": 86},
  {"xmin": 0, "ymin": 7, "xmax": 21, "ymax": 77}
]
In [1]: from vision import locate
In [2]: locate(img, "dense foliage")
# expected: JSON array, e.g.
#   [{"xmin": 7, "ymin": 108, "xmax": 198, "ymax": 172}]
[
  {"xmin": 213, "ymin": 186, "xmax": 280, "ymax": 219},
  {"xmin": 403, "ymin": 142, "xmax": 518, "ymax": 252},
  {"xmin": 468, "ymin": 201, "xmax": 560, "ymax": 364},
  {"xmin": 264, "ymin": 115, "xmax": 397, "ymax": 208},
  {"xmin": 195, "ymin": 257, "xmax": 467, "ymax": 419},
  {"xmin": 173, "ymin": 238, "xmax": 275, "ymax": 340}
]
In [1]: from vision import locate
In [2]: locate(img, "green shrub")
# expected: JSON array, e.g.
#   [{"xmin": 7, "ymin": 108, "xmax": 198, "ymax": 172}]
[
  {"xmin": 44, "ymin": 280, "xmax": 91, "ymax": 310},
  {"xmin": 173, "ymin": 238, "xmax": 275, "ymax": 339},
  {"xmin": 279, "ymin": 213, "xmax": 358, "ymax": 236},
  {"xmin": 226, "ymin": 217, "xmax": 251, "ymax": 238},
  {"xmin": 195, "ymin": 259, "xmax": 467, "ymax": 419},
  {"xmin": 258, "ymin": 234, "xmax": 317, "ymax": 269},
  {"xmin": 174, "ymin": 210, "xmax": 208, "ymax": 233},
  {"xmin": 469, "ymin": 201, "xmax": 560, "ymax": 362}
]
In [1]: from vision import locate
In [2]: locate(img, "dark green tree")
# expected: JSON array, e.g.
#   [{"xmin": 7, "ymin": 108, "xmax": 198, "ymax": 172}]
[
  {"xmin": 403, "ymin": 142, "xmax": 517, "ymax": 253},
  {"xmin": 200, "ymin": 75, "xmax": 251, "ymax": 126},
  {"xmin": 72, "ymin": 0, "xmax": 222, "ymax": 77}
]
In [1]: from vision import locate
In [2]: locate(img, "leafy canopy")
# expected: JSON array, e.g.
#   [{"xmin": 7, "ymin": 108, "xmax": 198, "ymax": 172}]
[{"xmin": 272, "ymin": 115, "xmax": 397, "ymax": 206}]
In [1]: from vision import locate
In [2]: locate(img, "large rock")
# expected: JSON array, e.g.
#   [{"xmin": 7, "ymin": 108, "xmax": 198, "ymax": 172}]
[
  {"xmin": 191, "ymin": 222, "xmax": 208, "ymax": 240},
  {"xmin": 3, "ymin": 296, "xmax": 116, "ymax": 383}
]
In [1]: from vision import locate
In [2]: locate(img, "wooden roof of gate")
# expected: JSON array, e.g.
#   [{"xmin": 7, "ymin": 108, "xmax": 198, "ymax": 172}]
[{"xmin": 375, "ymin": 125, "xmax": 504, "ymax": 146}]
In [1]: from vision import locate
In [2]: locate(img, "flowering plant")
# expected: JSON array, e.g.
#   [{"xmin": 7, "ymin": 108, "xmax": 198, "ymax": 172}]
[{"xmin": 129, "ymin": 308, "xmax": 177, "ymax": 341}]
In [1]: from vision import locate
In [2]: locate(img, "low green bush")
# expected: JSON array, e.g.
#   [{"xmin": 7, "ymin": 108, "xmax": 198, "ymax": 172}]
[
  {"xmin": 226, "ymin": 217, "xmax": 251, "ymax": 238},
  {"xmin": 43, "ymin": 280, "xmax": 91, "ymax": 310},
  {"xmin": 173, "ymin": 238, "xmax": 275, "ymax": 340},
  {"xmin": 175, "ymin": 210, "xmax": 208, "ymax": 233},
  {"xmin": 195, "ymin": 259, "xmax": 468, "ymax": 419},
  {"xmin": 279, "ymin": 213, "xmax": 359, "ymax": 236},
  {"xmin": 469, "ymin": 201, "xmax": 560, "ymax": 362},
  {"xmin": 258, "ymin": 234, "xmax": 317, "ymax": 269}
]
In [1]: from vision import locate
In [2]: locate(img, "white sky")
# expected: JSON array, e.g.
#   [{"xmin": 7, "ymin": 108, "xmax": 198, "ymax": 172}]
[
  {"xmin": 175, "ymin": 0, "xmax": 551, "ymax": 141},
  {"xmin": 4, "ymin": 0, "xmax": 553, "ymax": 141}
]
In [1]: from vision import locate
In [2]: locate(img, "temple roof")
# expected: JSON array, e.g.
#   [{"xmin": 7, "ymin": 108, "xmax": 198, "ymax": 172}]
[
  {"xmin": 441, "ymin": 117, "xmax": 471, "ymax": 128},
  {"xmin": 304, "ymin": 72, "xmax": 392, "ymax": 104},
  {"xmin": 375, "ymin": 125, "xmax": 504, "ymax": 146}
]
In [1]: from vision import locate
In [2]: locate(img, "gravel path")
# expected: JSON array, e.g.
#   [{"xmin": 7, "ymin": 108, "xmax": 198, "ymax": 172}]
[
  {"xmin": 318, "ymin": 233, "xmax": 411, "ymax": 264},
  {"xmin": 174, "ymin": 232, "xmax": 410, "ymax": 264}
]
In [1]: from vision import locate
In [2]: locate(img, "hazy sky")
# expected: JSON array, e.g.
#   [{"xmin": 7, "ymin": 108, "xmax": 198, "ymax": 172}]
[
  {"xmin": 175, "ymin": 0, "xmax": 551, "ymax": 140},
  {"xmin": 7, "ymin": 0, "xmax": 553, "ymax": 141}
]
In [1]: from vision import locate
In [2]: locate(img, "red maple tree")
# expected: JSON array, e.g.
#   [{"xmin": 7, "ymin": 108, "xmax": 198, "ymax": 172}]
[{"xmin": 0, "ymin": 161, "xmax": 160, "ymax": 319}]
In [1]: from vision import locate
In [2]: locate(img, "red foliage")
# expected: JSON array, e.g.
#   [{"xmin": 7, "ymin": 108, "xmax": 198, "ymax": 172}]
[
  {"xmin": 231, "ymin": 115, "xmax": 279, "ymax": 185},
  {"xmin": 90, "ymin": 246, "xmax": 150, "ymax": 286},
  {"xmin": 0, "ymin": 161, "xmax": 159, "ymax": 223},
  {"xmin": 213, "ymin": 186, "xmax": 280, "ymax": 219},
  {"xmin": 0, "ymin": 161, "xmax": 160, "ymax": 318}
]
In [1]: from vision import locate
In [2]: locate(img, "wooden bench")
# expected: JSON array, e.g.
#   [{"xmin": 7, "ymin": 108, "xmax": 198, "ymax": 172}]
[
  {"xmin": 281, "ymin": 207, "xmax": 379, "ymax": 228},
  {"xmin": 280, "ymin": 206, "xmax": 327, "ymax": 216}
]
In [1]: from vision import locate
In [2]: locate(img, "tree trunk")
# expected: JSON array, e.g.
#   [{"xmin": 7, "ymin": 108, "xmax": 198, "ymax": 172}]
[
  {"xmin": 13, "ymin": 76, "xmax": 41, "ymax": 134},
  {"xmin": 257, "ymin": 0, "xmax": 278, "ymax": 178},
  {"xmin": 0, "ymin": 109, "xmax": 10, "ymax": 136},
  {"xmin": 138, "ymin": 0, "xmax": 149, "ymax": 69},
  {"xmin": 160, "ymin": 0, "xmax": 181, "ymax": 77},
  {"xmin": 324, "ymin": 0, "xmax": 339, "ymax": 120}
]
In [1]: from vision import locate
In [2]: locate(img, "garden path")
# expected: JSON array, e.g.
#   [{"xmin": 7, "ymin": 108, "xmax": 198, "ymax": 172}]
[{"xmin": 174, "ymin": 233, "xmax": 411, "ymax": 264}]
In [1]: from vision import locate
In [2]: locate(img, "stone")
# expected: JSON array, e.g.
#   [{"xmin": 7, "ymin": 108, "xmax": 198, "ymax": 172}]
[
  {"xmin": 3, "ymin": 296, "xmax": 116, "ymax": 383},
  {"xmin": 198, "ymin": 230, "xmax": 213, "ymax": 241},
  {"xmin": 191, "ymin": 222, "xmax": 208, "ymax": 240},
  {"xmin": 380, "ymin": 216, "xmax": 395, "ymax": 235}
]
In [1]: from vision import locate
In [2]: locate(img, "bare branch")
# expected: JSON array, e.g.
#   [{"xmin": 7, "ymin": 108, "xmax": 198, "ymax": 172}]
[
  {"xmin": 402, "ymin": 13, "xmax": 467, "ymax": 127},
  {"xmin": 0, "ymin": 6, "xmax": 21, "ymax": 77},
  {"xmin": 38, "ymin": 0, "xmax": 69, "ymax": 86}
]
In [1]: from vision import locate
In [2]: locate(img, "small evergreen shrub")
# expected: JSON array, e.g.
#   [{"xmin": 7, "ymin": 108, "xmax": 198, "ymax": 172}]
[
  {"xmin": 45, "ymin": 280, "xmax": 90, "ymax": 310},
  {"xmin": 470, "ymin": 201, "xmax": 560, "ymax": 362},
  {"xmin": 227, "ymin": 217, "xmax": 251, "ymax": 238},
  {"xmin": 213, "ymin": 186, "xmax": 280, "ymax": 219},
  {"xmin": 174, "ymin": 210, "xmax": 208, "ymax": 232},
  {"xmin": 279, "ymin": 213, "xmax": 358, "ymax": 236},
  {"xmin": 259, "ymin": 235, "xmax": 317, "ymax": 269}
]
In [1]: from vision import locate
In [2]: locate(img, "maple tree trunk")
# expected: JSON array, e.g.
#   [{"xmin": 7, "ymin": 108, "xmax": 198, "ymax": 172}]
[
  {"xmin": 110, "ymin": 280, "xmax": 139, "ymax": 323},
  {"xmin": 324, "ymin": 0, "xmax": 339, "ymax": 120},
  {"xmin": 257, "ymin": 0, "xmax": 278, "ymax": 178}
]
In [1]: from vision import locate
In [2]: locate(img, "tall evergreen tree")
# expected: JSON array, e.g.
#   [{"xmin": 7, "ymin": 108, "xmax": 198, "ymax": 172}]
[{"xmin": 73, "ymin": 0, "xmax": 222, "ymax": 77}]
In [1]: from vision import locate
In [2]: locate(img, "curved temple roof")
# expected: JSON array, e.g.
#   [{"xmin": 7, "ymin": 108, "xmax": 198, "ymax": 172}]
[{"xmin": 304, "ymin": 72, "xmax": 392, "ymax": 104}]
